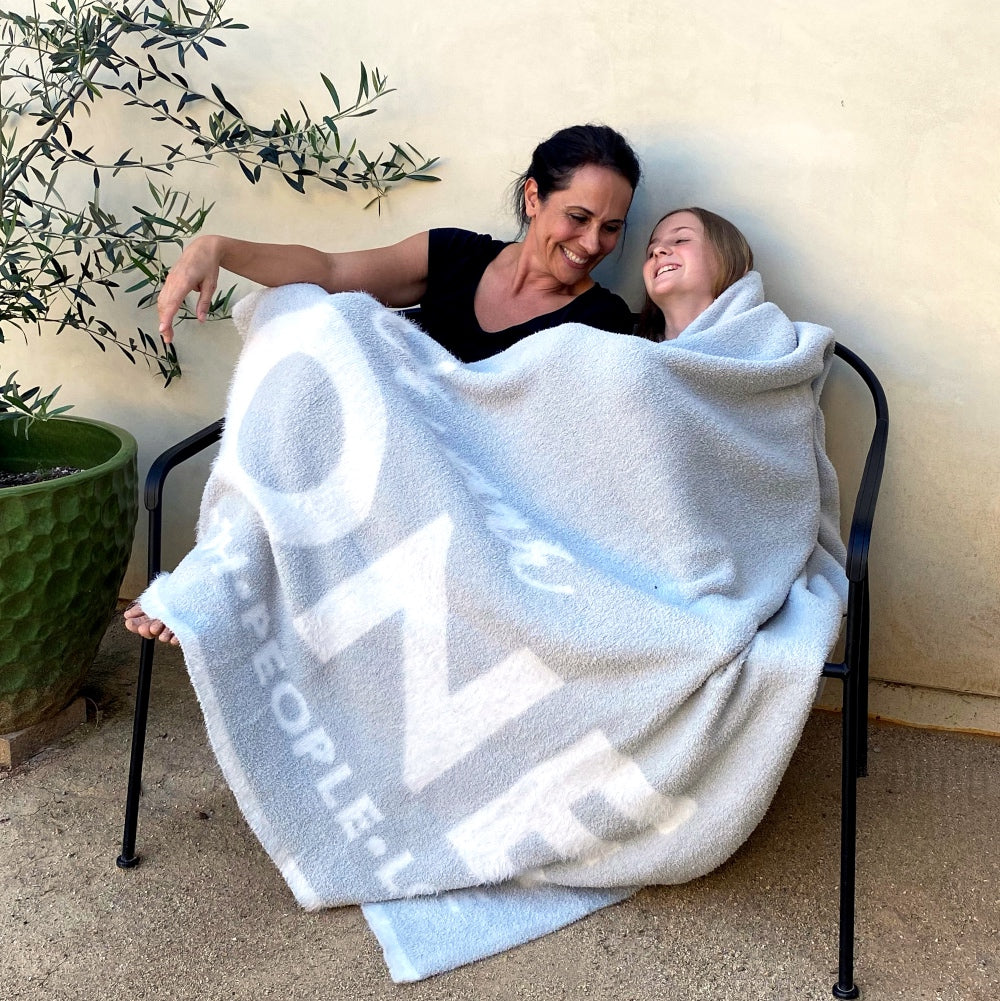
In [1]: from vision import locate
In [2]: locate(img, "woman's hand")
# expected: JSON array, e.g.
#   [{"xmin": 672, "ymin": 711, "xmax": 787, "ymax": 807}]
[{"xmin": 157, "ymin": 234, "xmax": 222, "ymax": 343}]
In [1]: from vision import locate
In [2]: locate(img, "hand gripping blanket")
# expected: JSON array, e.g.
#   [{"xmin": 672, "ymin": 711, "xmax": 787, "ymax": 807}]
[{"xmin": 139, "ymin": 272, "xmax": 848, "ymax": 980}]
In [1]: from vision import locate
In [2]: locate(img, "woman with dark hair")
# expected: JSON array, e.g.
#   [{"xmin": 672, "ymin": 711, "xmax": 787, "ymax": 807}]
[
  {"xmin": 638, "ymin": 207, "xmax": 754, "ymax": 341},
  {"xmin": 154, "ymin": 123, "xmax": 642, "ymax": 363},
  {"xmin": 128, "ymin": 123, "xmax": 642, "ymax": 644}
]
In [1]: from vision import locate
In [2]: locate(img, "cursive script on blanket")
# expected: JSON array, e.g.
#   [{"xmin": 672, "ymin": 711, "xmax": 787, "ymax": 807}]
[{"xmin": 376, "ymin": 312, "xmax": 576, "ymax": 595}]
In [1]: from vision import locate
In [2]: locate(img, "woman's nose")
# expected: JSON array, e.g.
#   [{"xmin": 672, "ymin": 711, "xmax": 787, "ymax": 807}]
[{"xmin": 581, "ymin": 226, "xmax": 601, "ymax": 254}]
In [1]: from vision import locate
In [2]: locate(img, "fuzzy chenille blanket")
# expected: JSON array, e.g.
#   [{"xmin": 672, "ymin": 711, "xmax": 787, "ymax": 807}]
[{"xmin": 139, "ymin": 273, "xmax": 847, "ymax": 979}]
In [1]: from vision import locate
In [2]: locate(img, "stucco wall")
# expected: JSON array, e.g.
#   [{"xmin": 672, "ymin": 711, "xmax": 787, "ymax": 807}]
[{"xmin": 6, "ymin": 1, "xmax": 999, "ymax": 725}]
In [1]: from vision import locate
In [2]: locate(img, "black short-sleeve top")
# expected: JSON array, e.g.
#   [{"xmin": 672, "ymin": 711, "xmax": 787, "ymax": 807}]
[{"xmin": 417, "ymin": 228, "xmax": 634, "ymax": 362}]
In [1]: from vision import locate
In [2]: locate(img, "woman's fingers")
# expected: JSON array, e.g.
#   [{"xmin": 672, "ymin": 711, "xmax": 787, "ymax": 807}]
[
  {"xmin": 195, "ymin": 278, "xmax": 216, "ymax": 324},
  {"xmin": 157, "ymin": 238, "xmax": 220, "ymax": 342},
  {"xmin": 157, "ymin": 268, "xmax": 192, "ymax": 343}
]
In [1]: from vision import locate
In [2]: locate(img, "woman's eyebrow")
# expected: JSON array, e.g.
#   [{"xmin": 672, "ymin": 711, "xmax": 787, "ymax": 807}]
[{"xmin": 567, "ymin": 204, "xmax": 627, "ymax": 224}]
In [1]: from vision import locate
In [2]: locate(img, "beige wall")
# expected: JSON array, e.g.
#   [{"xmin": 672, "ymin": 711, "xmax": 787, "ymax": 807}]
[{"xmin": 7, "ymin": 1, "xmax": 999, "ymax": 726}]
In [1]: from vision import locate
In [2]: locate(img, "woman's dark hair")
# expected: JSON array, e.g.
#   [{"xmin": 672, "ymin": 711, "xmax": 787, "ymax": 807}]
[
  {"xmin": 511, "ymin": 124, "xmax": 642, "ymax": 234},
  {"xmin": 637, "ymin": 207, "xmax": 755, "ymax": 341}
]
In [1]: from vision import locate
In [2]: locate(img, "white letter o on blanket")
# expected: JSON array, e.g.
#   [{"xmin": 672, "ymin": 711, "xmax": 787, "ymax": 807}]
[
  {"xmin": 271, "ymin": 681, "xmax": 311, "ymax": 735},
  {"xmin": 219, "ymin": 299, "xmax": 387, "ymax": 546}
]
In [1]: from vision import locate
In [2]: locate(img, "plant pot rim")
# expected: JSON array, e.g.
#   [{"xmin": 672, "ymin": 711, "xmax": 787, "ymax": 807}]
[{"xmin": 0, "ymin": 415, "xmax": 138, "ymax": 497}]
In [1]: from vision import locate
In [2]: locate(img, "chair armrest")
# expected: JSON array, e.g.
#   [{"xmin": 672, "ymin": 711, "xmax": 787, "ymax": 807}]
[
  {"xmin": 144, "ymin": 419, "xmax": 225, "ymax": 511},
  {"xmin": 833, "ymin": 343, "xmax": 889, "ymax": 583},
  {"xmin": 142, "ymin": 419, "xmax": 224, "ymax": 583}
]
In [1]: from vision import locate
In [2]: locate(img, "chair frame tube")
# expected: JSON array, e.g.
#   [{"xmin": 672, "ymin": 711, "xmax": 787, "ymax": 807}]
[
  {"xmin": 117, "ymin": 420, "xmax": 224, "ymax": 869},
  {"xmin": 821, "ymin": 343, "xmax": 889, "ymax": 997}
]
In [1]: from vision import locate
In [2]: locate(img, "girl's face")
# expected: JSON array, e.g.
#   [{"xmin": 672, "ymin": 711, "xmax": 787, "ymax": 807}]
[
  {"xmin": 642, "ymin": 211, "xmax": 720, "ymax": 310},
  {"xmin": 523, "ymin": 164, "xmax": 633, "ymax": 287}
]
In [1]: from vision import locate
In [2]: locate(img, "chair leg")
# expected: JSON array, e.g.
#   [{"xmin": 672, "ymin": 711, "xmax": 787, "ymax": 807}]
[
  {"xmin": 832, "ymin": 670, "xmax": 860, "ymax": 999},
  {"xmin": 856, "ymin": 578, "xmax": 870, "ymax": 777},
  {"xmin": 117, "ymin": 636, "xmax": 156, "ymax": 868}
]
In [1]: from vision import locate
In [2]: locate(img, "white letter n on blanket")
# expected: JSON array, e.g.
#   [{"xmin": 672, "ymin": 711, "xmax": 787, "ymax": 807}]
[{"xmin": 292, "ymin": 514, "xmax": 563, "ymax": 793}]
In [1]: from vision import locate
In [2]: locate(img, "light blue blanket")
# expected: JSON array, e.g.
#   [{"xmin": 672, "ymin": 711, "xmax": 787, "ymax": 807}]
[
  {"xmin": 362, "ymin": 883, "xmax": 635, "ymax": 981},
  {"xmin": 140, "ymin": 273, "xmax": 846, "ymax": 980}
]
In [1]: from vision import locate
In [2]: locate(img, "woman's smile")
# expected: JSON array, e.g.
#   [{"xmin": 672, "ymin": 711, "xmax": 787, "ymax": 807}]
[{"xmin": 561, "ymin": 245, "xmax": 591, "ymax": 268}]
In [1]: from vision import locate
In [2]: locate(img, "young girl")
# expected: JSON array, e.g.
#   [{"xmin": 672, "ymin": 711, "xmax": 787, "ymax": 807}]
[{"xmin": 638, "ymin": 207, "xmax": 754, "ymax": 341}]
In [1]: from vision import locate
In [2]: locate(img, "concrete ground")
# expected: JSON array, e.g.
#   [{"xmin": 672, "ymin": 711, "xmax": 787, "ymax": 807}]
[{"xmin": 1, "ymin": 613, "xmax": 997, "ymax": 1001}]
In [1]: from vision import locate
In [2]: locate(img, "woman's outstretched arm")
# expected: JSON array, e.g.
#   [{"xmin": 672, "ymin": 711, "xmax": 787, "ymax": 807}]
[{"xmin": 156, "ymin": 231, "xmax": 431, "ymax": 341}]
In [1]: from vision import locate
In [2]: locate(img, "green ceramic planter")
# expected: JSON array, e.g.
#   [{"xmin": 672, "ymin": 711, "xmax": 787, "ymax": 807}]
[{"xmin": 0, "ymin": 417, "xmax": 138, "ymax": 733}]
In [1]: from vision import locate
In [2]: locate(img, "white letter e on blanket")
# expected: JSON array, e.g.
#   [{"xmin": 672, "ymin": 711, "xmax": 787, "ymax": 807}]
[
  {"xmin": 447, "ymin": 730, "xmax": 697, "ymax": 883},
  {"xmin": 292, "ymin": 514, "xmax": 564, "ymax": 793}
]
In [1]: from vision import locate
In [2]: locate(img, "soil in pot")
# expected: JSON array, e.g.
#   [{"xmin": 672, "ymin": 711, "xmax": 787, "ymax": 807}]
[{"xmin": 0, "ymin": 466, "xmax": 81, "ymax": 488}]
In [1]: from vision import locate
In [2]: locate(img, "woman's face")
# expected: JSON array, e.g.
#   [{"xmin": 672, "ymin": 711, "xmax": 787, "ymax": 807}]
[
  {"xmin": 642, "ymin": 211, "xmax": 720, "ymax": 310},
  {"xmin": 523, "ymin": 164, "xmax": 634, "ymax": 287}
]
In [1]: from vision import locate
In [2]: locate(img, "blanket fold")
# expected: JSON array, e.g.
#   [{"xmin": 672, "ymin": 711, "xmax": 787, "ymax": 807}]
[{"xmin": 140, "ymin": 271, "xmax": 846, "ymax": 977}]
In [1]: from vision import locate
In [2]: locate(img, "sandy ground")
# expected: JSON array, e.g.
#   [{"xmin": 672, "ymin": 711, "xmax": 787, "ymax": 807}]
[{"xmin": 1, "ymin": 613, "xmax": 998, "ymax": 1001}]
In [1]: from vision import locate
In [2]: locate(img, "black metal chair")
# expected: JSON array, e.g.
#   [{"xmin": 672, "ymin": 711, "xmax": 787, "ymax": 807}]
[
  {"xmin": 819, "ymin": 341, "xmax": 889, "ymax": 999},
  {"xmin": 116, "ymin": 323, "xmax": 888, "ymax": 1000}
]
